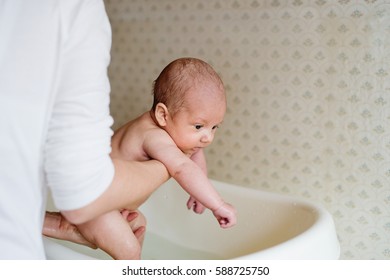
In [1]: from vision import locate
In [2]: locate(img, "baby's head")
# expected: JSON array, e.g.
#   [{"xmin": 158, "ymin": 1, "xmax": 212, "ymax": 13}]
[
  {"xmin": 152, "ymin": 57, "xmax": 225, "ymax": 115},
  {"xmin": 151, "ymin": 57, "xmax": 226, "ymax": 155}
]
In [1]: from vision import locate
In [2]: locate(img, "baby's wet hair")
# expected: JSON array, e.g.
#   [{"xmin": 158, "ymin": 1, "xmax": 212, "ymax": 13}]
[{"xmin": 152, "ymin": 57, "xmax": 224, "ymax": 115}]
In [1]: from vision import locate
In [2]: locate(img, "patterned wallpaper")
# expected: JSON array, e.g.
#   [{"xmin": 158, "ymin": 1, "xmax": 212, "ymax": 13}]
[{"xmin": 104, "ymin": 0, "xmax": 390, "ymax": 259}]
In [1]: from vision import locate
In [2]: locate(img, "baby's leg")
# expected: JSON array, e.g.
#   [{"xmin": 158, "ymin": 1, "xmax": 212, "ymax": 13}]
[{"xmin": 78, "ymin": 210, "xmax": 142, "ymax": 259}]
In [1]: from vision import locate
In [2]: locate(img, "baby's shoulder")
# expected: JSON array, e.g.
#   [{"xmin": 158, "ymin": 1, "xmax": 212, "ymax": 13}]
[{"xmin": 124, "ymin": 113, "xmax": 169, "ymax": 142}]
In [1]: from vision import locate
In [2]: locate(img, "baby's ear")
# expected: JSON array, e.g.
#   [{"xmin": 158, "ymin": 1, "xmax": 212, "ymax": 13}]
[{"xmin": 154, "ymin": 103, "xmax": 169, "ymax": 126}]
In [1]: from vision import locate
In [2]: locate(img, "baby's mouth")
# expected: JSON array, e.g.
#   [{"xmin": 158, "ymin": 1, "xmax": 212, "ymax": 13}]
[{"xmin": 192, "ymin": 147, "xmax": 202, "ymax": 152}]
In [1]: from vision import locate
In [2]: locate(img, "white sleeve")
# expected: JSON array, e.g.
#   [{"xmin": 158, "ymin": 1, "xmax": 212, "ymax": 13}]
[{"xmin": 44, "ymin": 0, "xmax": 115, "ymax": 210}]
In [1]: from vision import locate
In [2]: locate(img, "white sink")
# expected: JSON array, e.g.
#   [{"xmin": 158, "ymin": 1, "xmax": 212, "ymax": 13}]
[{"xmin": 45, "ymin": 179, "xmax": 340, "ymax": 260}]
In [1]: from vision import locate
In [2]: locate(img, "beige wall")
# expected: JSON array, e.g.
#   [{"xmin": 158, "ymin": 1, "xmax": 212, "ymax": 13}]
[{"xmin": 104, "ymin": 0, "xmax": 390, "ymax": 259}]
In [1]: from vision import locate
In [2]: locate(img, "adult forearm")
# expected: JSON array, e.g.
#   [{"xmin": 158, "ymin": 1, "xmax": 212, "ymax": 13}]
[
  {"xmin": 109, "ymin": 158, "xmax": 170, "ymax": 210},
  {"xmin": 62, "ymin": 159, "xmax": 169, "ymax": 224}
]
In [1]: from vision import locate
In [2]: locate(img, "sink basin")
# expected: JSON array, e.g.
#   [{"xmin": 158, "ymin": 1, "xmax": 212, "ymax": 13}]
[{"xmin": 44, "ymin": 179, "xmax": 340, "ymax": 259}]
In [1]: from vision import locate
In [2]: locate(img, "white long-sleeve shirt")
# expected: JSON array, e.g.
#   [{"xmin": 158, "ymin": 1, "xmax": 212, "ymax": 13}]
[{"xmin": 0, "ymin": 0, "xmax": 114, "ymax": 259}]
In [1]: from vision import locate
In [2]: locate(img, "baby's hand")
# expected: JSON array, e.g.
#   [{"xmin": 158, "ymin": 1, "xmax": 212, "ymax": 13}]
[
  {"xmin": 212, "ymin": 202, "xmax": 237, "ymax": 229},
  {"xmin": 186, "ymin": 196, "xmax": 206, "ymax": 214}
]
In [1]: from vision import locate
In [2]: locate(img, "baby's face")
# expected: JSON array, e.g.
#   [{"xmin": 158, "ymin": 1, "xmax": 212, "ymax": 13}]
[{"xmin": 165, "ymin": 85, "xmax": 226, "ymax": 156}]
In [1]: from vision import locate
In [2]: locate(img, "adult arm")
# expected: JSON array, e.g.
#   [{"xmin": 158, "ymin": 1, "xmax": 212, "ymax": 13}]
[
  {"xmin": 45, "ymin": 1, "xmax": 169, "ymax": 225},
  {"xmin": 61, "ymin": 159, "xmax": 169, "ymax": 224}
]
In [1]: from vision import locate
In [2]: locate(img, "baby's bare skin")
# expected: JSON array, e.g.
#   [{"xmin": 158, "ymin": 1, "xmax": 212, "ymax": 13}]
[
  {"xmin": 77, "ymin": 210, "xmax": 146, "ymax": 259},
  {"xmin": 43, "ymin": 211, "xmax": 145, "ymax": 251},
  {"xmin": 111, "ymin": 110, "xmax": 236, "ymax": 226},
  {"xmin": 73, "ymin": 58, "xmax": 236, "ymax": 259}
]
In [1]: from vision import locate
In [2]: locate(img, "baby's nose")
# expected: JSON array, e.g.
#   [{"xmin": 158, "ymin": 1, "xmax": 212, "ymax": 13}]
[{"xmin": 200, "ymin": 130, "xmax": 214, "ymax": 144}]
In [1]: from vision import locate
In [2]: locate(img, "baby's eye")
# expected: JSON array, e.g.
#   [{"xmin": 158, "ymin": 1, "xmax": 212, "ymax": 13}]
[
  {"xmin": 195, "ymin": 124, "xmax": 203, "ymax": 130},
  {"xmin": 212, "ymin": 125, "xmax": 219, "ymax": 130}
]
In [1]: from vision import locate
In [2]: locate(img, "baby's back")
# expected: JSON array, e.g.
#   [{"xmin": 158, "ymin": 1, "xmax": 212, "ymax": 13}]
[{"xmin": 110, "ymin": 112, "xmax": 156, "ymax": 162}]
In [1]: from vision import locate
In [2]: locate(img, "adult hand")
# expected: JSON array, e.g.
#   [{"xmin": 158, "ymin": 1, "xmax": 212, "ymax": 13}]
[{"xmin": 43, "ymin": 211, "xmax": 145, "ymax": 249}]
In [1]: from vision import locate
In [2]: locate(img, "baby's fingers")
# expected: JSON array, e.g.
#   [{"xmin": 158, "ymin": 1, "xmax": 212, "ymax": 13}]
[
  {"xmin": 218, "ymin": 217, "xmax": 234, "ymax": 228},
  {"xmin": 186, "ymin": 197, "xmax": 196, "ymax": 210}
]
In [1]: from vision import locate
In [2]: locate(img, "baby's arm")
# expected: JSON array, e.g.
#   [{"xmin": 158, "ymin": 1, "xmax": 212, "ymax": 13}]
[
  {"xmin": 190, "ymin": 148, "xmax": 208, "ymax": 174},
  {"xmin": 144, "ymin": 130, "xmax": 236, "ymax": 228},
  {"xmin": 186, "ymin": 150, "xmax": 208, "ymax": 214}
]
